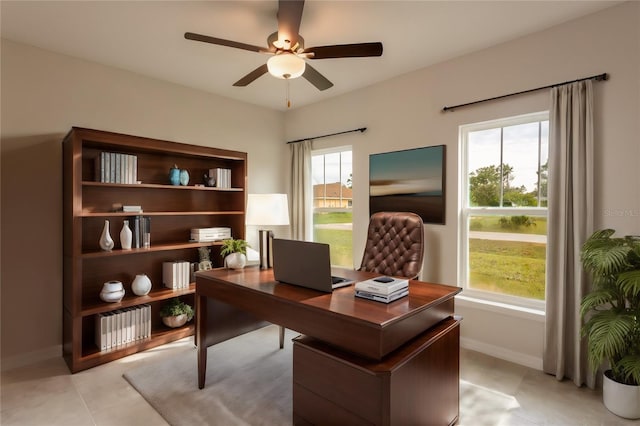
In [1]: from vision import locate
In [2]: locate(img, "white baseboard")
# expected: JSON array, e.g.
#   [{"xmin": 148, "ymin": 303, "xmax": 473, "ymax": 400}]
[
  {"xmin": 461, "ymin": 337, "xmax": 543, "ymax": 371},
  {"xmin": 1, "ymin": 344, "xmax": 62, "ymax": 372}
]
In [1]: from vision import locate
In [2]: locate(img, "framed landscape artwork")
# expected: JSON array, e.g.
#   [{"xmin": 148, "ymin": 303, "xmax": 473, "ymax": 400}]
[{"xmin": 369, "ymin": 145, "xmax": 446, "ymax": 224}]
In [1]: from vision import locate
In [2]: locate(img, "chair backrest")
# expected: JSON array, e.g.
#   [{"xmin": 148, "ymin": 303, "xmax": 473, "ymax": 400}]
[{"xmin": 359, "ymin": 211, "xmax": 424, "ymax": 279}]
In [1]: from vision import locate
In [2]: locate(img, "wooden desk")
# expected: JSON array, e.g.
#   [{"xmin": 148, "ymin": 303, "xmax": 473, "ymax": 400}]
[{"xmin": 196, "ymin": 267, "xmax": 462, "ymax": 424}]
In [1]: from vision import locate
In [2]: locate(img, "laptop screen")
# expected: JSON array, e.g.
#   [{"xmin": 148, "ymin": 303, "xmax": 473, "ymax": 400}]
[{"xmin": 272, "ymin": 239, "xmax": 353, "ymax": 292}]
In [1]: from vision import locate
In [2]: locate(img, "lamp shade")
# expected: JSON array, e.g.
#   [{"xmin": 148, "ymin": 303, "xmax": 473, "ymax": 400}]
[
  {"xmin": 267, "ymin": 53, "xmax": 305, "ymax": 79},
  {"xmin": 246, "ymin": 194, "xmax": 290, "ymax": 226}
]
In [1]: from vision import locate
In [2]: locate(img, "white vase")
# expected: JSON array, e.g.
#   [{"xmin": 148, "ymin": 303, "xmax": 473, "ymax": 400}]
[
  {"xmin": 603, "ymin": 370, "xmax": 640, "ymax": 419},
  {"xmin": 99, "ymin": 220, "xmax": 114, "ymax": 251},
  {"xmin": 120, "ymin": 220, "xmax": 132, "ymax": 250},
  {"xmin": 131, "ymin": 274, "xmax": 152, "ymax": 296},
  {"xmin": 100, "ymin": 281, "xmax": 124, "ymax": 303},
  {"xmin": 225, "ymin": 252, "xmax": 247, "ymax": 270}
]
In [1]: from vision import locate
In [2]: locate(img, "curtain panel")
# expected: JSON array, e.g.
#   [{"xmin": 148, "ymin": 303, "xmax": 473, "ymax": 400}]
[
  {"xmin": 289, "ymin": 140, "xmax": 312, "ymax": 240},
  {"xmin": 543, "ymin": 80, "xmax": 595, "ymax": 388}
]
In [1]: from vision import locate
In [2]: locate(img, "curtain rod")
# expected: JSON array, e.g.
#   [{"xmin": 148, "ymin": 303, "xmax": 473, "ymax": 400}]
[
  {"xmin": 442, "ymin": 73, "xmax": 608, "ymax": 112},
  {"xmin": 286, "ymin": 127, "xmax": 367, "ymax": 144}
]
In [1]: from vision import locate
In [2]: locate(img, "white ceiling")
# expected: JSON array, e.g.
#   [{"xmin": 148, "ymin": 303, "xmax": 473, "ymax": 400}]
[{"xmin": 1, "ymin": 1, "xmax": 619, "ymax": 111}]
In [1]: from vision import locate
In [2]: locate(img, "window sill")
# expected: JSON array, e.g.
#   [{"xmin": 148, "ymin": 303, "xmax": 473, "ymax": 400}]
[{"xmin": 455, "ymin": 294, "xmax": 545, "ymax": 322}]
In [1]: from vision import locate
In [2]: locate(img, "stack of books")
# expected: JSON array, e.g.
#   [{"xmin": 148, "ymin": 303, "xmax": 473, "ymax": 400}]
[
  {"xmin": 120, "ymin": 205, "xmax": 142, "ymax": 213},
  {"xmin": 98, "ymin": 151, "xmax": 138, "ymax": 184},
  {"xmin": 189, "ymin": 227, "xmax": 231, "ymax": 242},
  {"xmin": 355, "ymin": 276, "xmax": 409, "ymax": 303},
  {"xmin": 94, "ymin": 305, "xmax": 151, "ymax": 351},
  {"xmin": 209, "ymin": 167, "xmax": 232, "ymax": 188},
  {"xmin": 162, "ymin": 261, "xmax": 191, "ymax": 289}
]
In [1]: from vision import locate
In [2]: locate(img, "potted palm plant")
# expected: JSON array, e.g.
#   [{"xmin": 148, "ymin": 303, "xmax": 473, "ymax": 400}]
[
  {"xmin": 580, "ymin": 229, "xmax": 640, "ymax": 419},
  {"xmin": 220, "ymin": 238, "xmax": 249, "ymax": 269}
]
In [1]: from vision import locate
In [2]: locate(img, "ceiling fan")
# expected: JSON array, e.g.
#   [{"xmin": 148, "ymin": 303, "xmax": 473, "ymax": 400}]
[{"xmin": 184, "ymin": 0, "xmax": 383, "ymax": 91}]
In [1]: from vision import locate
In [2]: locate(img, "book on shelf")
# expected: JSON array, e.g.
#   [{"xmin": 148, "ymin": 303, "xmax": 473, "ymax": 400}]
[
  {"xmin": 121, "ymin": 205, "xmax": 143, "ymax": 213},
  {"xmin": 131, "ymin": 215, "xmax": 151, "ymax": 248},
  {"xmin": 355, "ymin": 288, "xmax": 409, "ymax": 304},
  {"xmin": 189, "ymin": 227, "xmax": 231, "ymax": 242},
  {"xmin": 98, "ymin": 152, "xmax": 138, "ymax": 184},
  {"xmin": 209, "ymin": 167, "xmax": 232, "ymax": 188},
  {"xmin": 163, "ymin": 261, "xmax": 191, "ymax": 289},
  {"xmin": 354, "ymin": 276, "xmax": 409, "ymax": 296},
  {"xmin": 95, "ymin": 305, "xmax": 152, "ymax": 351}
]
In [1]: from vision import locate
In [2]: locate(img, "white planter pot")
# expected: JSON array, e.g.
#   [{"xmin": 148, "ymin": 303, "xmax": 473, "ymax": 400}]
[
  {"xmin": 603, "ymin": 370, "xmax": 640, "ymax": 419},
  {"xmin": 162, "ymin": 314, "xmax": 188, "ymax": 328},
  {"xmin": 225, "ymin": 252, "xmax": 247, "ymax": 270}
]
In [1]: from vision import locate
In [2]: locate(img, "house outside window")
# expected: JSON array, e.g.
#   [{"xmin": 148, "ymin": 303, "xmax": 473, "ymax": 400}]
[
  {"xmin": 460, "ymin": 112, "xmax": 549, "ymax": 310},
  {"xmin": 311, "ymin": 147, "xmax": 353, "ymax": 267}
]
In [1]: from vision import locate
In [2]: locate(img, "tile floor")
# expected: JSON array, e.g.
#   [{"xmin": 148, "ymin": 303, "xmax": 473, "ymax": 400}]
[{"xmin": 1, "ymin": 338, "xmax": 636, "ymax": 426}]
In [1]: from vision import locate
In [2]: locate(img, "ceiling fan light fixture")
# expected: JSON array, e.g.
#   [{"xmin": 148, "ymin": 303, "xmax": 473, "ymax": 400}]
[{"xmin": 267, "ymin": 53, "xmax": 305, "ymax": 79}]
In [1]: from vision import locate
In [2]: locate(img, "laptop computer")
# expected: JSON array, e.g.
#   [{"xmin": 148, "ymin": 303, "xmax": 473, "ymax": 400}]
[{"xmin": 272, "ymin": 238, "xmax": 355, "ymax": 292}]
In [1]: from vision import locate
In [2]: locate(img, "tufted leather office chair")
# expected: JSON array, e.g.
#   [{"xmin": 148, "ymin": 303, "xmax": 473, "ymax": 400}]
[
  {"xmin": 358, "ymin": 211, "xmax": 425, "ymax": 279},
  {"xmin": 277, "ymin": 211, "xmax": 425, "ymax": 349}
]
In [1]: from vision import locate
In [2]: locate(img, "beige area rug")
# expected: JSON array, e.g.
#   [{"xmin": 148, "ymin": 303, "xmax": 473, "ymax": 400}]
[{"xmin": 124, "ymin": 325, "xmax": 518, "ymax": 426}]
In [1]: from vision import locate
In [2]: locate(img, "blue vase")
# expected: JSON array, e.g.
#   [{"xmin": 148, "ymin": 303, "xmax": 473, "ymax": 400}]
[
  {"xmin": 179, "ymin": 169, "xmax": 189, "ymax": 186},
  {"xmin": 169, "ymin": 165, "xmax": 180, "ymax": 185}
]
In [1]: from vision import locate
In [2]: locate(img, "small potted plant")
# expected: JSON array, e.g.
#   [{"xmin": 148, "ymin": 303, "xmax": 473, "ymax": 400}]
[
  {"xmin": 580, "ymin": 229, "xmax": 640, "ymax": 419},
  {"xmin": 160, "ymin": 298, "xmax": 194, "ymax": 328},
  {"xmin": 220, "ymin": 238, "xmax": 249, "ymax": 269}
]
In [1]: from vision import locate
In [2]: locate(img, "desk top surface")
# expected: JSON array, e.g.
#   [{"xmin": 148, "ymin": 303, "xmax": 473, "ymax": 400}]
[{"xmin": 197, "ymin": 266, "xmax": 461, "ymax": 329}]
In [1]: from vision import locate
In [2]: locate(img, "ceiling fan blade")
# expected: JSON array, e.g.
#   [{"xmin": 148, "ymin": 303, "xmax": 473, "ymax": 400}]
[
  {"xmin": 277, "ymin": 0, "xmax": 304, "ymax": 48},
  {"xmin": 185, "ymin": 32, "xmax": 272, "ymax": 53},
  {"xmin": 302, "ymin": 63, "xmax": 333, "ymax": 91},
  {"xmin": 304, "ymin": 42, "xmax": 383, "ymax": 59},
  {"xmin": 233, "ymin": 64, "xmax": 269, "ymax": 87}
]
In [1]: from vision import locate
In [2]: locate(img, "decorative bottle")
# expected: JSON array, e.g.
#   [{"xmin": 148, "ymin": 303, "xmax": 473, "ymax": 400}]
[
  {"xmin": 120, "ymin": 220, "xmax": 132, "ymax": 250},
  {"xmin": 99, "ymin": 219, "xmax": 114, "ymax": 251}
]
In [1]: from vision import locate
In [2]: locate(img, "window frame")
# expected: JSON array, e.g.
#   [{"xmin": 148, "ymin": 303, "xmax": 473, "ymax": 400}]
[
  {"xmin": 459, "ymin": 111, "xmax": 549, "ymax": 311},
  {"xmin": 311, "ymin": 145, "xmax": 354, "ymax": 267}
]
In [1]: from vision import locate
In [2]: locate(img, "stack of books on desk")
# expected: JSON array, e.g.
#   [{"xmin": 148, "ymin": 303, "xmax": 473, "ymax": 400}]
[{"xmin": 355, "ymin": 276, "xmax": 409, "ymax": 304}]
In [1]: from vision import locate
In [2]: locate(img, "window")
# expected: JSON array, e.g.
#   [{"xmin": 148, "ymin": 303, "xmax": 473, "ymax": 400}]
[
  {"xmin": 460, "ymin": 112, "xmax": 549, "ymax": 309},
  {"xmin": 311, "ymin": 147, "xmax": 353, "ymax": 267}
]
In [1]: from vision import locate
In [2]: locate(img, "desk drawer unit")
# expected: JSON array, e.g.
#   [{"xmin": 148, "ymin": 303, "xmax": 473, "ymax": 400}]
[{"xmin": 293, "ymin": 317, "xmax": 461, "ymax": 426}]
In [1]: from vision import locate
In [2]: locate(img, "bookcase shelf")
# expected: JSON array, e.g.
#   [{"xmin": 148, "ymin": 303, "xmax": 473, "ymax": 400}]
[
  {"xmin": 80, "ymin": 211, "xmax": 244, "ymax": 217},
  {"xmin": 82, "ymin": 180, "xmax": 243, "ymax": 191},
  {"xmin": 81, "ymin": 242, "xmax": 225, "ymax": 259},
  {"xmin": 80, "ymin": 284, "xmax": 196, "ymax": 316},
  {"xmin": 80, "ymin": 323, "xmax": 195, "ymax": 364},
  {"xmin": 63, "ymin": 127, "xmax": 248, "ymax": 373}
]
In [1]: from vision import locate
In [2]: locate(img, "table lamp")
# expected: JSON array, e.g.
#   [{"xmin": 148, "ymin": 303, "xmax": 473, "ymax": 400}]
[{"xmin": 246, "ymin": 193, "xmax": 290, "ymax": 269}]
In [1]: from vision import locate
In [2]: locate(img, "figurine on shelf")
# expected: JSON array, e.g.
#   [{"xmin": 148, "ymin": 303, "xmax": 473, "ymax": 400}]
[
  {"xmin": 203, "ymin": 173, "xmax": 216, "ymax": 187},
  {"xmin": 198, "ymin": 246, "xmax": 213, "ymax": 271}
]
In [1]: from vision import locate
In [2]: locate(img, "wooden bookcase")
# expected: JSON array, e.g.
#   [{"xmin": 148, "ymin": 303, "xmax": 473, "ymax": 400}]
[{"xmin": 62, "ymin": 127, "xmax": 248, "ymax": 373}]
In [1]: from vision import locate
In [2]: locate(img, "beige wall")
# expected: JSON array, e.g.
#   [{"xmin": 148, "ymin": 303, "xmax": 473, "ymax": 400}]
[
  {"xmin": 0, "ymin": 40, "xmax": 287, "ymax": 366},
  {"xmin": 284, "ymin": 2, "xmax": 640, "ymax": 368}
]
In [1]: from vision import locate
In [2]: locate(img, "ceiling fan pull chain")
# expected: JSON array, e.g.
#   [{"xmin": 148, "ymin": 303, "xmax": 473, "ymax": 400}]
[{"xmin": 286, "ymin": 79, "xmax": 291, "ymax": 108}]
